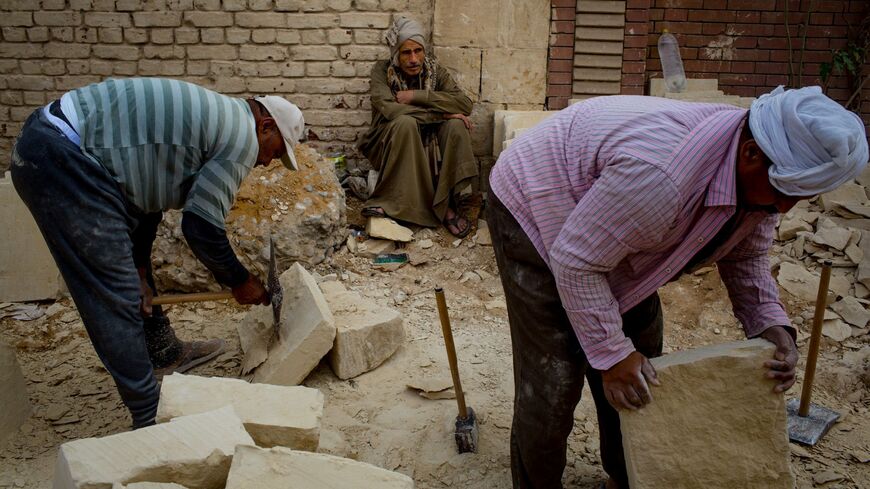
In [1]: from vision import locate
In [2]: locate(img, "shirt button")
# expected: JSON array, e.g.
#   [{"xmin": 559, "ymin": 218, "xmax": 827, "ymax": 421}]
[
  {"xmin": 665, "ymin": 267, "xmax": 672, "ymax": 273},
  {"xmin": 697, "ymin": 237, "xmax": 704, "ymax": 242}
]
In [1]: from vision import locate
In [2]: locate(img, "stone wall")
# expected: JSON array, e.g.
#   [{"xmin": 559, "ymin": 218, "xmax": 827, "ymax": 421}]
[{"xmin": 0, "ymin": 1, "xmax": 551, "ymax": 177}]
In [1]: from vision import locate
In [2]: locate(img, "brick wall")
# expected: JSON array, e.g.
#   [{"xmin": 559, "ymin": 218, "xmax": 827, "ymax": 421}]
[
  {"xmin": 0, "ymin": 0, "xmax": 431, "ymax": 172},
  {"xmin": 548, "ymin": 0, "xmax": 576, "ymax": 109},
  {"xmin": 632, "ymin": 0, "xmax": 869, "ymax": 123}
]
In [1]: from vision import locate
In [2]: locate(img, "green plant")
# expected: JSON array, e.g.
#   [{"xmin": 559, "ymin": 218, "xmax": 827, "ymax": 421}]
[{"xmin": 820, "ymin": 42, "xmax": 865, "ymax": 87}]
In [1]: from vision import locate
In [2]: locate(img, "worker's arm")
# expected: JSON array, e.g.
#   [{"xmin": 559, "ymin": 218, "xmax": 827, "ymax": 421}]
[
  {"xmin": 407, "ymin": 67, "xmax": 473, "ymax": 116},
  {"xmin": 181, "ymin": 211, "xmax": 268, "ymax": 305},
  {"xmin": 549, "ymin": 157, "xmax": 679, "ymax": 410},
  {"xmin": 369, "ymin": 61, "xmax": 443, "ymax": 123},
  {"xmin": 717, "ymin": 215, "xmax": 798, "ymax": 392},
  {"xmin": 131, "ymin": 211, "xmax": 163, "ymax": 317}
]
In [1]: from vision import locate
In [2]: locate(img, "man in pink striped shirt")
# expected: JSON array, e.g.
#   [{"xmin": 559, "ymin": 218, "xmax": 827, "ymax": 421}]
[{"xmin": 488, "ymin": 87, "xmax": 868, "ymax": 489}]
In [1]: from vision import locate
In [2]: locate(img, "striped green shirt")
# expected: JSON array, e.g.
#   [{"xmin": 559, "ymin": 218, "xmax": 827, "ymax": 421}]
[{"xmin": 68, "ymin": 78, "xmax": 258, "ymax": 229}]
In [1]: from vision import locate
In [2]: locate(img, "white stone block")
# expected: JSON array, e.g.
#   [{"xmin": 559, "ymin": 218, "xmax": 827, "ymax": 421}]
[
  {"xmin": 0, "ymin": 341, "xmax": 31, "ymax": 446},
  {"xmin": 0, "ymin": 172, "xmax": 63, "ymax": 302},
  {"xmin": 225, "ymin": 445, "xmax": 414, "ymax": 488},
  {"xmin": 238, "ymin": 263, "xmax": 336, "ymax": 386},
  {"xmin": 492, "ymin": 110, "xmax": 555, "ymax": 157},
  {"xmin": 649, "ymin": 78, "xmax": 720, "ymax": 97},
  {"xmin": 433, "ymin": 0, "xmax": 498, "ymax": 48},
  {"xmin": 619, "ymin": 339, "xmax": 794, "ymax": 489},
  {"xmin": 481, "ymin": 48, "xmax": 548, "ymax": 105},
  {"xmin": 53, "ymin": 406, "xmax": 254, "ymax": 489},
  {"xmin": 320, "ymin": 281, "xmax": 404, "ymax": 380},
  {"xmin": 366, "ymin": 217, "xmax": 413, "ymax": 242},
  {"xmin": 157, "ymin": 373, "xmax": 323, "ymax": 450},
  {"xmin": 433, "ymin": 47, "xmax": 481, "ymax": 103}
]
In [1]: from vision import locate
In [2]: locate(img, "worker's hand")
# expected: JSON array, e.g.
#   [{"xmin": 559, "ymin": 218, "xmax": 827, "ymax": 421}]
[
  {"xmin": 136, "ymin": 267, "xmax": 153, "ymax": 318},
  {"xmin": 443, "ymin": 113, "xmax": 473, "ymax": 131},
  {"xmin": 395, "ymin": 90, "xmax": 414, "ymax": 105},
  {"xmin": 759, "ymin": 325, "xmax": 799, "ymax": 393},
  {"xmin": 232, "ymin": 274, "xmax": 270, "ymax": 306},
  {"xmin": 602, "ymin": 351, "xmax": 660, "ymax": 411}
]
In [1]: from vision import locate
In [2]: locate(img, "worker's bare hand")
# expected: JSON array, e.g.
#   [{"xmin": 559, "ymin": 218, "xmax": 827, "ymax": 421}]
[
  {"xmin": 602, "ymin": 351, "xmax": 660, "ymax": 411},
  {"xmin": 136, "ymin": 267, "xmax": 153, "ymax": 318},
  {"xmin": 443, "ymin": 113, "xmax": 473, "ymax": 131},
  {"xmin": 760, "ymin": 325, "xmax": 798, "ymax": 393},
  {"xmin": 395, "ymin": 90, "xmax": 414, "ymax": 105},
  {"xmin": 232, "ymin": 274, "xmax": 270, "ymax": 306}
]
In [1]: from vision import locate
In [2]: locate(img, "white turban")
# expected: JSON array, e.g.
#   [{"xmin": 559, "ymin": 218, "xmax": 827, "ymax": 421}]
[
  {"xmin": 749, "ymin": 85, "xmax": 869, "ymax": 196},
  {"xmin": 384, "ymin": 16, "xmax": 425, "ymax": 61}
]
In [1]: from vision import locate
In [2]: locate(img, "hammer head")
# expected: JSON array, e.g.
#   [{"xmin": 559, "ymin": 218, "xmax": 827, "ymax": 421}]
[
  {"xmin": 455, "ymin": 407, "xmax": 479, "ymax": 454},
  {"xmin": 268, "ymin": 235, "xmax": 283, "ymax": 338}
]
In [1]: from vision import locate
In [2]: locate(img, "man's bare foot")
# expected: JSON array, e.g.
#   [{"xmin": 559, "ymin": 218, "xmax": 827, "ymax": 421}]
[{"xmin": 443, "ymin": 207, "xmax": 471, "ymax": 238}]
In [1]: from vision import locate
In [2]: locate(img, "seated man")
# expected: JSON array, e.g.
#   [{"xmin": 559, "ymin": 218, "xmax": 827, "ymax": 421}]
[{"xmin": 358, "ymin": 16, "xmax": 478, "ymax": 237}]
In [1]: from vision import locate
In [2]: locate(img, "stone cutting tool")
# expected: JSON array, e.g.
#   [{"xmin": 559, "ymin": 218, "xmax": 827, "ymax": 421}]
[{"xmin": 152, "ymin": 235, "xmax": 283, "ymax": 339}]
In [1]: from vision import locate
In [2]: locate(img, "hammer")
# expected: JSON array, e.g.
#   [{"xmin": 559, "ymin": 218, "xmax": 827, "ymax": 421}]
[
  {"xmin": 152, "ymin": 236, "xmax": 284, "ymax": 339},
  {"xmin": 435, "ymin": 287, "xmax": 479, "ymax": 453}
]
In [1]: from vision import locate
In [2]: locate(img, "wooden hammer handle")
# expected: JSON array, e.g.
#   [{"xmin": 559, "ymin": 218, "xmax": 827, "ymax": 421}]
[
  {"xmin": 435, "ymin": 287, "xmax": 468, "ymax": 419},
  {"xmin": 151, "ymin": 291, "xmax": 234, "ymax": 305},
  {"xmin": 799, "ymin": 260, "xmax": 832, "ymax": 417}
]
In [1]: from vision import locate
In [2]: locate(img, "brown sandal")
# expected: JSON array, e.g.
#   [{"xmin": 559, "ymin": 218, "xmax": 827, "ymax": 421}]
[
  {"xmin": 444, "ymin": 213, "xmax": 472, "ymax": 238},
  {"xmin": 362, "ymin": 207, "xmax": 387, "ymax": 218}
]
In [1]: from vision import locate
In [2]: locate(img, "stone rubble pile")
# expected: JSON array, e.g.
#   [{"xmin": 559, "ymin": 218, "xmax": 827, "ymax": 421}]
[{"xmin": 772, "ymin": 175, "xmax": 870, "ymax": 343}]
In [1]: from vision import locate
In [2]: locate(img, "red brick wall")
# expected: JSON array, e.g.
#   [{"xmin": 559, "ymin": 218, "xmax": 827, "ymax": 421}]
[
  {"xmin": 548, "ymin": 0, "xmax": 576, "ymax": 109},
  {"xmin": 630, "ymin": 0, "xmax": 869, "ymax": 123}
]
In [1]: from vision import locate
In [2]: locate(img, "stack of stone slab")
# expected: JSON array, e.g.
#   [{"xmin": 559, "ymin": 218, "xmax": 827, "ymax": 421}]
[
  {"xmin": 648, "ymin": 78, "xmax": 755, "ymax": 108},
  {"xmin": 492, "ymin": 110, "xmax": 558, "ymax": 159},
  {"xmin": 619, "ymin": 339, "xmax": 794, "ymax": 489},
  {"xmin": 238, "ymin": 262, "xmax": 405, "ymax": 384},
  {"xmin": 0, "ymin": 341, "xmax": 31, "ymax": 447},
  {"xmin": 0, "ymin": 172, "xmax": 63, "ymax": 302}
]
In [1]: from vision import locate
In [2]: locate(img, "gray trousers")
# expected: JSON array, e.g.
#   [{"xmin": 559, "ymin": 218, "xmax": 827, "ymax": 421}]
[
  {"xmin": 488, "ymin": 193, "xmax": 664, "ymax": 489},
  {"xmin": 11, "ymin": 108, "xmax": 160, "ymax": 428}
]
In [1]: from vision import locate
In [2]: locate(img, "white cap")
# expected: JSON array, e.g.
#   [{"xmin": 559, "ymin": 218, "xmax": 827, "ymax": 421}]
[{"xmin": 254, "ymin": 96, "xmax": 305, "ymax": 170}]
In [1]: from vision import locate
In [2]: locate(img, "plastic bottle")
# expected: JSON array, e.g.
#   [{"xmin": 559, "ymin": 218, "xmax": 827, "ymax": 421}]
[{"xmin": 658, "ymin": 29, "xmax": 687, "ymax": 93}]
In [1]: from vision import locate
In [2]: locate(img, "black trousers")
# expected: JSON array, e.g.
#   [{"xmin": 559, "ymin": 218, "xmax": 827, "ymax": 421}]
[{"xmin": 488, "ymin": 193, "xmax": 664, "ymax": 489}]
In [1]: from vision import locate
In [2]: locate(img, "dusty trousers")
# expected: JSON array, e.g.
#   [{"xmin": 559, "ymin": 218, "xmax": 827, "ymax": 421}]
[{"xmin": 488, "ymin": 193, "xmax": 664, "ymax": 489}]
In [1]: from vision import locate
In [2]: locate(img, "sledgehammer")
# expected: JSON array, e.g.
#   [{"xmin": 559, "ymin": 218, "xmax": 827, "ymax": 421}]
[{"xmin": 434, "ymin": 287, "xmax": 479, "ymax": 454}]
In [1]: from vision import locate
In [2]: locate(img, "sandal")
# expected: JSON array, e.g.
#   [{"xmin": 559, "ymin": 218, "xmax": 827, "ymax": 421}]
[
  {"xmin": 362, "ymin": 207, "xmax": 387, "ymax": 218},
  {"xmin": 444, "ymin": 212, "xmax": 472, "ymax": 238}
]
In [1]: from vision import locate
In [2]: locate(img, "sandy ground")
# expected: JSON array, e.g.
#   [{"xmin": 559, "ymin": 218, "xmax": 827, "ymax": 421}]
[{"xmin": 1, "ymin": 206, "xmax": 868, "ymax": 488}]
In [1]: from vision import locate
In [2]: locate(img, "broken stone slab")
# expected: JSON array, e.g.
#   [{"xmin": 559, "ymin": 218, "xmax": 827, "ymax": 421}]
[
  {"xmin": 474, "ymin": 220, "xmax": 492, "ymax": 246},
  {"xmin": 822, "ymin": 318, "xmax": 853, "ymax": 341},
  {"xmin": 619, "ymin": 339, "xmax": 793, "ymax": 489},
  {"xmin": 366, "ymin": 216, "xmax": 413, "ymax": 242},
  {"xmin": 54, "ymin": 406, "xmax": 253, "ymax": 489},
  {"xmin": 830, "ymin": 201, "xmax": 870, "ymax": 219},
  {"xmin": 356, "ymin": 239, "xmax": 396, "ymax": 259},
  {"xmin": 818, "ymin": 182, "xmax": 868, "ymax": 212},
  {"xmin": 812, "ymin": 218, "xmax": 852, "ymax": 251},
  {"xmin": 319, "ymin": 281, "xmax": 404, "ymax": 380},
  {"xmin": 238, "ymin": 263, "xmax": 336, "ymax": 386},
  {"xmin": 830, "ymin": 296, "xmax": 870, "ymax": 328},
  {"xmin": 224, "ymin": 445, "xmax": 414, "ymax": 488},
  {"xmin": 156, "ymin": 373, "xmax": 323, "ymax": 450},
  {"xmin": 777, "ymin": 216, "xmax": 813, "ymax": 241},
  {"xmin": 777, "ymin": 262, "xmax": 834, "ymax": 304},
  {"xmin": 0, "ymin": 341, "xmax": 31, "ymax": 447}
]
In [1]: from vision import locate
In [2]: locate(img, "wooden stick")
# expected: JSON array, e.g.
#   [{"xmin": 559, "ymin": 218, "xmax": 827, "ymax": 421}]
[
  {"xmin": 435, "ymin": 287, "xmax": 468, "ymax": 419},
  {"xmin": 152, "ymin": 291, "xmax": 233, "ymax": 305},
  {"xmin": 799, "ymin": 260, "xmax": 832, "ymax": 417}
]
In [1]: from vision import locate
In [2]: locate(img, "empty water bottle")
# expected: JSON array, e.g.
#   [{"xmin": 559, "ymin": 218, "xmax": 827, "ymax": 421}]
[{"xmin": 658, "ymin": 29, "xmax": 687, "ymax": 93}]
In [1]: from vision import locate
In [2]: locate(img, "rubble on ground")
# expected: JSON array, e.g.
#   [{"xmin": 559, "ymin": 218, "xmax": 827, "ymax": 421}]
[{"xmin": 0, "ymin": 341, "xmax": 31, "ymax": 445}]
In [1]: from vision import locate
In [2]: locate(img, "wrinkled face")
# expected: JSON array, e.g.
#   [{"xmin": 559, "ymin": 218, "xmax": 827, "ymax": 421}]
[
  {"xmin": 255, "ymin": 119, "xmax": 286, "ymax": 167},
  {"xmin": 398, "ymin": 39, "xmax": 424, "ymax": 77}
]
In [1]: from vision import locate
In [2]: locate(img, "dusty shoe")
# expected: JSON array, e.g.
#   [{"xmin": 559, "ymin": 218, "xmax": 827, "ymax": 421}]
[{"xmin": 153, "ymin": 338, "xmax": 225, "ymax": 379}]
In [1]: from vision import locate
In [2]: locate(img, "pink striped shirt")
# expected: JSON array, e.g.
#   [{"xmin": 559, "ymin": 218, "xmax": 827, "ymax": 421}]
[{"xmin": 490, "ymin": 96, "xmax": 791, "ymax": 370}]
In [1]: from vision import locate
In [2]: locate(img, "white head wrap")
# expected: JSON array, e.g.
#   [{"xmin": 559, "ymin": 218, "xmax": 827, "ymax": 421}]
[
  {"xmin": 749, "ymin": 85, "xmax": 868, "ymax": 196},
  {"xmin": 384, "ymin": 16, "xmax": 425, "ymax": 63}
]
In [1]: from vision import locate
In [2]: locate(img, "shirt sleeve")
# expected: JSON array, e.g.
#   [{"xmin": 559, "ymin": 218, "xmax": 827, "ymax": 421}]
[
  {"xmin": 549, "ymin": 157, "xmax": 680, "ymax": 370},
  {"xmin": 181, "ymin": 211, "xmax": 250, "ymax": 288},
  {"xmin": 183, "ymin": 158, "xmax": 250, "ymax": 230},
  {"xmin": 408, "ymin": 67, "xmax": 473, "ymax": 115},
  {"xmin": 369, "ymin": 61, "xmax": 444, "ymax": 123},
  {"xmin": 716, "ymin": 214, "xmax": 793, "ymax": 338}
]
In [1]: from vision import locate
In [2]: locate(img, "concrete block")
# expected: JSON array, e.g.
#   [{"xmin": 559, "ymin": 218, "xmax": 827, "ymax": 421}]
[
  {"xmin": 238, "ymin": 263, "xmax": 336, "ymax": 386},
  {"xmin": 434, "ymin": 0, "xmax": 499, "ymax": 48},
  {"xmin": 0, "ymin": 172, "xmax": 62, "ymax": 302},
  {"xmin": 53, "ymin": 406, "xmax": 254, "ymax": 489},
  {"xmin": 320, "ymin": 281, "xmax": 404, "ymax": 379},
  {"xmin": 492, "ymin": 111, "xmax": 555, "ymax": 157},
  {"xmin": 619, "ymin": 339, "xmax": 794, "ymax": 489},
  {"xmin": 156, "ymin": 373, "xmax": 323, "ymax": 450},
  {"xmin": 481, "ymin": 48, "xmax": 547, "ymax": 105},
  {"xmin": 0, "ymin": 341, "xmax": 30, "ymax": 446},
  {"xmin": 225, "ymin": 445, "xmax": 414, "ymax": 488},
  {"xmin": 434, "ymin": 47, "xmax": 481, "ymax": 102}
]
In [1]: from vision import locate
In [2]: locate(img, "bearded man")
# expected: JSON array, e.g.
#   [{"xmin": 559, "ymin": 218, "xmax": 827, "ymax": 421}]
[{"xmin": 358, "ymin": 16, "xmax": 478, "ymax": 237}]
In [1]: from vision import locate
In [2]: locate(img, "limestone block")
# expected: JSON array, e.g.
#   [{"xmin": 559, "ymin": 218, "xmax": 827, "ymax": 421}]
[
  {"xmin": 498, "ymin": 0, "xmax": 550, "ymax": 48},
  {"xmin": 481, "ymin": 49, "xmax": 547, "ymax": 105},
  {"xmin": 366, "ymin": 217, "xmax": 413, "ymax": 242},
  {"xmin": 0, "ymin": 342, "xmax": 30, "ymax": 446},
  {"xmin": 238, "ymin": 263, "xmax": 336, "ymax": 386},
  {"xmin": 433, "ymin": 0, "xmax": 498, "ymax": 48},
  {"xmin": 650, "ymin": 78, "xmax": 720, "ymax": 97},
  {"xmin": 468, "ymin": 103, "xmax": 496, "ymax": 157},
  {"xmin": 225, "ymin": 445, "xmax": 414, "ymax": 488},
  {"xmin": 492, "ymin": 111, "xmax": 556, "ymax": 157},
  {"xmin": 53, "ymin": 407, "xmax": 254, "ymax": 489},
  {"xmin": 0, "ymin": 172, "xmax": 62, "ymax": 302},
  {"xmin": 156, "ymin": 373, "xmax": 323, "ymax": 450},
  {"xmin": 321, "ymin": 281, "xmax": 404, "ymax": 379},
  {"xmin": 433, "ymin": 47, "xmax": 481, "ymax": 102},
  {"xmin": 619, "ymin": 339, "xmax": 793, "ymax": 489}
]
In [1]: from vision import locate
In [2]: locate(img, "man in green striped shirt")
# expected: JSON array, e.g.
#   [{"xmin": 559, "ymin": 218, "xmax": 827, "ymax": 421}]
[{"xmin": 11, "ymin": 78, "xmax": 305, "ymax": 428}]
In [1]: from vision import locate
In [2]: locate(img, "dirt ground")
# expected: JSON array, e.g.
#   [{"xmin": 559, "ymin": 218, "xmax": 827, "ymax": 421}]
[{"xmin": 0, "ymin": 200, "xmax": 868, "ymax": 488}]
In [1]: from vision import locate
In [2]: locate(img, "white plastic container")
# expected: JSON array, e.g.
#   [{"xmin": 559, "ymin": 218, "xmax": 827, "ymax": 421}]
[{"xmin": 658, "ymin": 29, "xmax": 687, "ymax": 93}]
